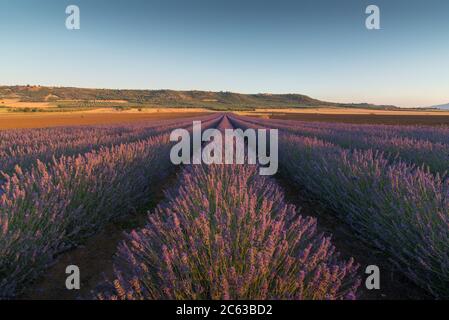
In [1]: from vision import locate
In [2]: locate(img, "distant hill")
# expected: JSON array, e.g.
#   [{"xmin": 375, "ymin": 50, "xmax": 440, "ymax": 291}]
[
  {"xmin": 0, "ymin": 85, "xmax": 398, "ymax": 111},
  {"xmin": 428, "ymin": 103, "xmax": 449, "ymax": 110}
]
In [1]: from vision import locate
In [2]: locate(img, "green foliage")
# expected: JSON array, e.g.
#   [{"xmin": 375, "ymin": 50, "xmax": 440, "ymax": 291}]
[{"xmin": 0, "ymin": 85, "xmax": 399, "ymax": 111}]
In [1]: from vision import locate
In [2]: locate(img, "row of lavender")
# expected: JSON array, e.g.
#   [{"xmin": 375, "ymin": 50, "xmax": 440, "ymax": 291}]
[
  {"xmin": 249, "ymin": 116, "xmax": 449, "ymax": 145},
  {"xmin": 237, "ymin": 115, "xmax": 449, "ymax": 175},
  {"xmin": 0, "ymin": 115, "xmax": 222, "ymax": 298},
  {"xmin": 96, "ymin": 116, "xmax": 360, "ymax": 300},
  {"xmin": 229, "ymin": 115, "xmax": 449, "ymax": 298},
  {"xmin": 0, "ymin": 114, "xmax": 217, "ymax": 174}
]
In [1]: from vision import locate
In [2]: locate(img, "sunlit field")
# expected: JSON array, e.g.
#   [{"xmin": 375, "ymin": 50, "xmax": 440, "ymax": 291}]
[
  {"xmin": 2, "ymin": 1, "xmax": 449, "ymax": 316},
  {"xmin": 0, "ymin": 109, "xmax": 211, "ymax": 130}
]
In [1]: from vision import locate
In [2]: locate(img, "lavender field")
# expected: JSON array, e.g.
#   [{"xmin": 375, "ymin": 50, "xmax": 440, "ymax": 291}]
[{"xmin": 1, "ymin": 114, "xmax": 448, "ymax": 300}]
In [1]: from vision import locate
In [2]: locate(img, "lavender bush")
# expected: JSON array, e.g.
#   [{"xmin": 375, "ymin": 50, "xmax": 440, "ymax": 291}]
[
  {"xmin": 281, "ymin": 135, "xmax": 449, "ymax": 297},
  {"xmin": 98, "ymin": 164, "xmax": 360, "ymax": 300},
  {"xmin": 0, "ymin": 134, "xmax": 171, "ymax": 297}
]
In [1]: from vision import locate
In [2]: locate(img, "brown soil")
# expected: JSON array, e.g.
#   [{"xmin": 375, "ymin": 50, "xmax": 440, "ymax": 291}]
[{"xmin": 0, "ymin": 112, "xmax": 210, "ymax": 130}]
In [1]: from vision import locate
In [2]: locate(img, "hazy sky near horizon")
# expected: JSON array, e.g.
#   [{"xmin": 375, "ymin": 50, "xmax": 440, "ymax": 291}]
[{"xmin": 1, "ymin": 0, "xmax": 448, "ymax": 107}]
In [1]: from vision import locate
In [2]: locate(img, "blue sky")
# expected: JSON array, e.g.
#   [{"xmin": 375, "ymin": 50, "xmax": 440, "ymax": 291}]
[{"xmin": 1, "ymin": 0, "xmax": 448, "ymax": 107}]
